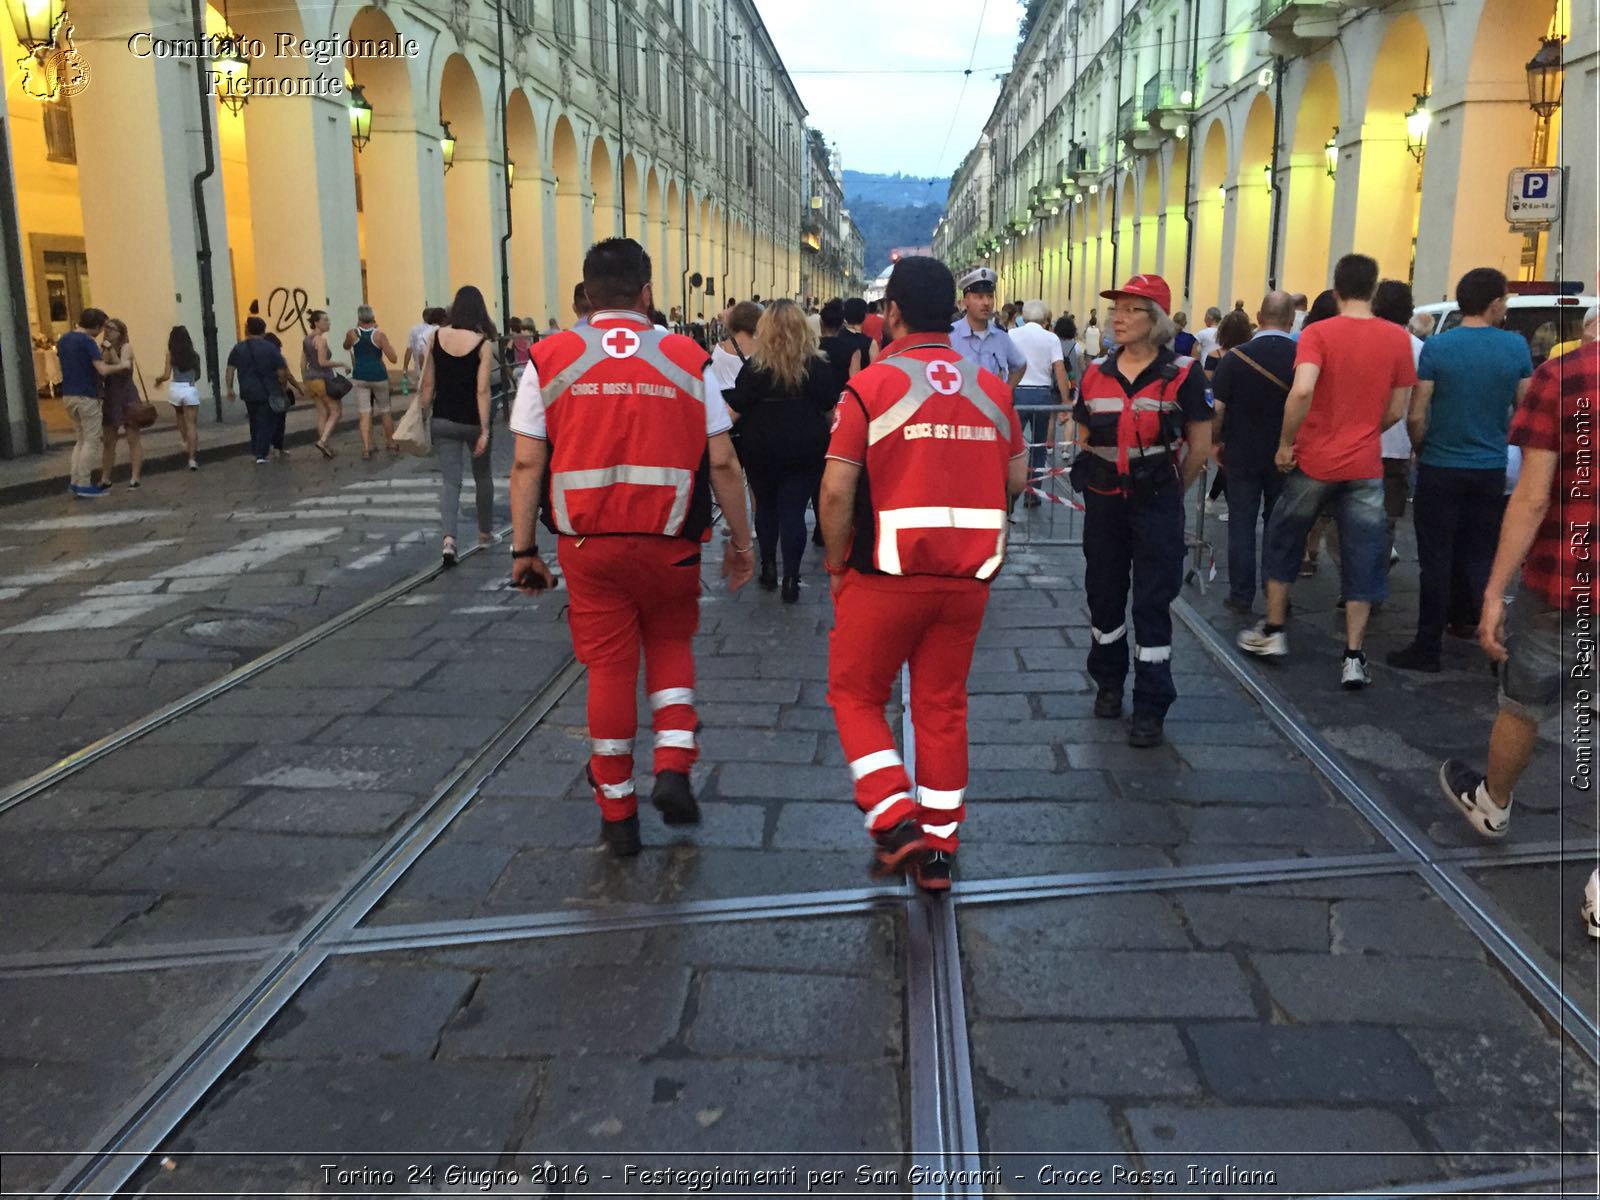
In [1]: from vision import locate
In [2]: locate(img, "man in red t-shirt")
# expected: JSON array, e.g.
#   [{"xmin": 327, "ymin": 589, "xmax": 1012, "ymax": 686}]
[
  {"xmin": 861, "ymin": 302, "xmax": 886, "ymax": 347},
  {"xmin": 1237, "ymin": 254, "xmax": 1417, "ymax": 689},
  {"xmin": 1439, "ymin": 339, "xmax": 1598, "ymax": 937}
]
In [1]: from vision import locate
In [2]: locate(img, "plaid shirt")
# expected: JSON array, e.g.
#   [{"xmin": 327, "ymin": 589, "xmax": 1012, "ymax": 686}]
[{"xmin": 1508, "ymin": 341, "xmax": 1598, "ymax": 611}]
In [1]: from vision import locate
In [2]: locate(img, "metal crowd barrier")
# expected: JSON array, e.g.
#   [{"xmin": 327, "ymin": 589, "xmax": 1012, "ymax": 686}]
[{"xmin": 1010, "ymin": 403, "xmax": 1082, "ymax": 547}]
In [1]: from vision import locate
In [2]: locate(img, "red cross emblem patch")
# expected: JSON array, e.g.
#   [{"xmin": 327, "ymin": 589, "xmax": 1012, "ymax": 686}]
[
  {"xmin": 925, "ymin": 360, "xmax": 963, "ymax": 395},
  {"xmin": 601, "ymin": 327, "xmax": 641, "ymax": 359}
]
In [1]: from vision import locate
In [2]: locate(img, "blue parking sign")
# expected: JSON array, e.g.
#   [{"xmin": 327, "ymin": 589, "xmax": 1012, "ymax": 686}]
[{"xmin": 1507, "ymin": 167, "xmax": 1560, "ymax": 223}]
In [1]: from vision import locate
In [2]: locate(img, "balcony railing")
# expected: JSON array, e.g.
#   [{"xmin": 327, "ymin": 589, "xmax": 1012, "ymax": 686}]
[
  {"xmin": 1117, "ymin": 97, "xmax": 1147, "ymax": 140},
  {"xmin": 1142, "ymin": 70, "xmax": 1194, "ymax": 120}
]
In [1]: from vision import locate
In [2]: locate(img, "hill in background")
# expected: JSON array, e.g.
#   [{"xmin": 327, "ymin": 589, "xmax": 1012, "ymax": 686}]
[{"xmin": 843, "ymin": 170, "xmax": 949, "ymax": 278}]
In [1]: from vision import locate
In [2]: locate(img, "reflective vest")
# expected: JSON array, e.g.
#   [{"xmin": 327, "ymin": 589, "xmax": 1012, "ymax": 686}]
[
  {"xmin": 536, "ymin": 317, "xmax": 714, "ymax": 540},
  {"xmin": 845, "ymin": 348, "xmax": 1016, "ymax": 580},
  {"xmin": 1077, "ymin": 349, "xmax": 1198, "ymax": 487}
]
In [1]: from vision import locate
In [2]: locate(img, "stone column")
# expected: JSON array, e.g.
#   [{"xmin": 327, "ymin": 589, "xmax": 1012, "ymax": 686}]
[
  {"xmin": 362, "ymin": 122, "xmax": 450, "ymax": 334},
  {"xmin": 242, "ymin": 90, "xmax": 362, "ymax": 340}
]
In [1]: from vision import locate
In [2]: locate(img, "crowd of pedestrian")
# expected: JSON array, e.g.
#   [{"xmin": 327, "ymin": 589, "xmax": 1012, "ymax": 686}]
[{"xmin": 48, "ymin": 233, "xmax": 1595, "ymax": 933}]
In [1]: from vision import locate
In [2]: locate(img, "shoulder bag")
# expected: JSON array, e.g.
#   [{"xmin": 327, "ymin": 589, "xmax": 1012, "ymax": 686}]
[{"xmin": 128, "ymin": 361, "xmax": 159, "ymax": 429}]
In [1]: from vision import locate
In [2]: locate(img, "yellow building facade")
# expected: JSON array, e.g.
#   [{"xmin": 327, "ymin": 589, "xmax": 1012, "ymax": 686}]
[
  {"xmin": 934, "ymin": 0, "xmax": 1594, "ymax": 320},
  {"xmin": 0, "ymin": 0, "xmax": 812, "ymax": 454}
]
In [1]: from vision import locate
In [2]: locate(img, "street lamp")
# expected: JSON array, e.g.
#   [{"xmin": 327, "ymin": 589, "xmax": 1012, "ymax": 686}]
[
  {"xmin": 1404, "ymin": 94, "xmax": 1431, "ymax": 162},
  {"xmin": 348, "ymin": 84, "xmax": 373, "ymax": 151},
  {"xmin": 1525, "ymin": 35, "xmax": 1564, "ymax": 118},
  {"xmin": 212, "ymin": 38, "xmax": 250, "ymax": 114},
  {"xmin": 5, "ymin": 0, "xmax": 64, "ymax": 49},
  {"xmin": 1324, "ymin": 127, "xmax": 1339, "ymax": 178},
  {"xmin": 439, "ymin": 119, "xmax": 456, "ymax": 173},
  {"xmin": 506, "ymin": 159, "xmax": 516, "ymax": 187}
]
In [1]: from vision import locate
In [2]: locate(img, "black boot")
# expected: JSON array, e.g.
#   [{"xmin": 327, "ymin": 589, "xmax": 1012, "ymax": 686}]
[
  {"xmin": 1093, "ymin": 689, "xmax": 1123, "ymax": 719},
  {"xmin": 651, "ymin": 769, "xmax": 701, "ymax": 825},
  {"xmin": 759, "ymin": 557, "xmax": 778, "ymax": 591},
  {"xmin": 913, "ymin": 850, "xmax": 953, "ymax": 894},
  {"xmin": 1128, "ymin": 711, "xmax": 1165, "ymax": 748},
  {"xmin": 780, "ymin": 576, "xmax": 800, "ymax": 604},
  {"xmin": 600, "ymin": 813, "xmax": 642, "ymax": 857}
]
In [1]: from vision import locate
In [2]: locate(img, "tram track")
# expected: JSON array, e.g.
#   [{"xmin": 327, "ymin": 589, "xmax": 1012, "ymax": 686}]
[
  {"xmin": 13, "ymin": 533, "xmax": 1593, "ymax": 1196},
  {"xmin": 1173, "ymin": 594, "xmax": 1600, "ymax": 1061},
  {"xmin": 0, "ymin": 527, "xmax": 510, "ymax": 815},
  {"xmin": 44, "ymin": 652, "xmax": 586, "ymax": 1199}
]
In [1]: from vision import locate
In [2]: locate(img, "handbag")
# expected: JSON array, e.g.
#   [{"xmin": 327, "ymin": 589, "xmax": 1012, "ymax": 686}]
[
  {"xmin": 325, "ymin": 372, "xmax": 353, "ymax": 400},
  {"xmin": 393, "ymin": 397, "xmax": 433, "ymax": 457},
  {"xmin": 129, "ymin": 363, "xmax": 159, "ymax": 429}
]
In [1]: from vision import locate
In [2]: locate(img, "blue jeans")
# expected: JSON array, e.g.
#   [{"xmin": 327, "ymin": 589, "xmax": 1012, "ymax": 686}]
[
  {"xmin": 1411, "ymin": 464, "xmax": 1505, "ymax": 652},
  {"xmin": 244, "ymin": 401, "xmax": 275, "ymax": 460},
  {"xmin": 1224, "ymin": 471, "xmax": 1285, "ymax": 605},
  {"xmin": 1013, "ymin": 386, "xmax": 1057, "ymax": 477},
  {"xmin": 1262, "ymin": 470, "xmax": 1389, "ymax": 604}
]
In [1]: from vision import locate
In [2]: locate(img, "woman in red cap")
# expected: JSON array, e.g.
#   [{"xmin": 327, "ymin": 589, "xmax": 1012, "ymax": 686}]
[{"xmin": 1068, "ymin": 274, "xmax": 1214, "ymax": 747}]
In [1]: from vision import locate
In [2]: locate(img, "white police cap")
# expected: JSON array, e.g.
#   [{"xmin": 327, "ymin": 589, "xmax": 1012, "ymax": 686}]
[{"xmin": 957, "ymin": 267, "xmax": 998, "ymax": 293}]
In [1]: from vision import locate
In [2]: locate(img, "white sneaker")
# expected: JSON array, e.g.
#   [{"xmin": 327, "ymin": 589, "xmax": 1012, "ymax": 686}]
[
  {"xmin": 1438, "ymin": 759, "xmax": 1511, "ymax": 840},
  {"xmin": 188, "ymin": 458, "xmax": 198, "ymax": 471},
  {"xmin": 1236, "ymin": 621, "xmax": 1288, "ymax": 658},
  {"xmin": 1584, "ymin": 869, "xmax": 1600, "ymax": 940},
  {"xmin": 1340, "ymin": 652, "xmax": 1371, "ymax": 690}
]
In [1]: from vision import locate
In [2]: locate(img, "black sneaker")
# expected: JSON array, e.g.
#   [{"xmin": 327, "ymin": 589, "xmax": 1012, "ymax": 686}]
[
  {"xmin": 869, "ymin": 819, "xmax": 927, "ymax": 880},
  {"xmin": 1093, "ymin": 689, "xmax": 1123, "ymax": 719},
  {"xmin": 600, "ymin": 813, "xmax": 642, "ymax": 857},
  {"xmin": 758, "ymin": 560, "xmax": 778, "ymax": 591},
  {"xmin": 780, "ymin": 576, "xmax": 800, "ymax": 604},
  {"xmin": 651, "ymin": 769, "xmax": 700, "ymax": 826},
  {"xmin": 1128, "ymin": 711, "xmax": 1165, "ymax": 748},
  {"xmin": 1447, "ymin": 623, "xmax": 1478, "ymax": 640},
  {"xmin": 1223, "ymin": 596, "xmax": 1254, "ymax": 616},
  {"xmin": 1385, "ymin": 643, "xmax": 1441, "ymax": 673},
  {"xmin": 913, "ymin": 850, "xmax": 953, "ymax": 894}
]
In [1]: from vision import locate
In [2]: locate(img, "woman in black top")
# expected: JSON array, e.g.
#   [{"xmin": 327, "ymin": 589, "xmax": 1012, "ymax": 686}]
[
  {"xmin": 728, "ymin": 299, "xmax": 837, "ymax": 602},
  {"xmin": 419, "ymin": 285, "xmax": 497, "ymax": 565}
]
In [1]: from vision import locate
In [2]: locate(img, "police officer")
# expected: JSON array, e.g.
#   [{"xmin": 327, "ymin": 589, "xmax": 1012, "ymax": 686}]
[
  {"xmin": 508, "ymin": 238, "xmax": 755, "ymax": 856},
  {"xmin": 950, "ymin": 267, "xmax": 1026, "ymax": 386},
  {"xmin": 821, "ymin": 256, "xmax": 1027, "ymax": 892},
  {"xmin": 1071, "ymin": 275, "xmax": 1213, "ymax": 748}
]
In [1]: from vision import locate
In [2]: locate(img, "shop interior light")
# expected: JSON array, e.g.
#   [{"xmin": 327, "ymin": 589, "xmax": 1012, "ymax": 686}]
[
  {"xmin": 348, "ymin": 84, "xmax": 373, "ymax": 151},
  {"xmin": 1324, "ymin": 127, "xmax": 1338, "ymax": 178}
]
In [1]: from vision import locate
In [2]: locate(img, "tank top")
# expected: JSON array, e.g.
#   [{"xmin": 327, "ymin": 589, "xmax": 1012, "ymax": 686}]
[
  {"xmin": 302, "ymin": 334, "xmax": 333, "ymax": 380},
  {"xmin": 171, "ymin": 364, "xmax": 197, "ymax": 385},
  {"xmin": 429, "ymin": 332, "xmax": 486, "ymax": 426},
  {"xmin": 351, "ymin": 327, "xmax": 387, "ymax": 382}
]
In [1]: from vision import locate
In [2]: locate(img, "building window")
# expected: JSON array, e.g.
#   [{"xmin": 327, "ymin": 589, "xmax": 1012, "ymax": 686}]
[
  {"xmin": 646, "ymin": 44, "xmax": 662, "ymax": 110},
  {"xmin": 668, "ymin": 65, "xmax": 682, "ymax": 131},
  {"xmin": 553, "ymin": 0, "xmax": 576, "ymax": 44},
  {"xmin": 620, "ymin": 20, "xmax": 638, "ymax": 96},
  {"xmin": 506, "ymin": 0, "xmax": 534, "ymax": 31},
  {"xmin": 588, "ymin": 0, "xmax": 608, "ymax": 72},
  {"xmin": 43, "ymin": 95, "xmax": 75, "ymax": 163}
]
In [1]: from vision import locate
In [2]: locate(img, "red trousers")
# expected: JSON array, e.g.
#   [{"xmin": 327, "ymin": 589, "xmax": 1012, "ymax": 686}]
[
  {"xmin": 558, "ymin": 534, "xmax": 701, "ymax": 821},
  {"xmin": 827, "ymin": 572, "xmax": 989, "ymax": 851}
]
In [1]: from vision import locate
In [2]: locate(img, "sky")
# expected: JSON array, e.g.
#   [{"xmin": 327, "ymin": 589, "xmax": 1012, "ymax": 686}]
[{"xmin": 755, "ymin": 0, "xmax": 1025, "ymax": 181}]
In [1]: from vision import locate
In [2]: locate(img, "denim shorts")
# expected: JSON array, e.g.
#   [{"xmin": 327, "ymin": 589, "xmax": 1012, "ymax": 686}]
[
  {"xmin": 1499, "ymin": 595, "xmax": 1563, "ymax": 724},
  {"xmin": 1261, "ymin": 470, "xmax": 1389, "ymax": 603}
]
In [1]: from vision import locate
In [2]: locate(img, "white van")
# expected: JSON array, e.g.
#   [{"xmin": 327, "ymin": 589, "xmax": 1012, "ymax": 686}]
[{"xmin": 1414, "ymin": 293, "xmax": 1594, "ymax": 367}]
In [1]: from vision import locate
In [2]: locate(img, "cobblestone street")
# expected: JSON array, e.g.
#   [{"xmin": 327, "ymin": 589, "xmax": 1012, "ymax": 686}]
[{"xmin": 0, "ymin": 446, "xmax": 1593, "ymax": 1197}]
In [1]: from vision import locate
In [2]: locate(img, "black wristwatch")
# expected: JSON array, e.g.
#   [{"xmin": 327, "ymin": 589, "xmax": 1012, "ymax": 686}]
[{"xmin": 511, "ymin": 547, "xmax": 540, "ymax": 559}]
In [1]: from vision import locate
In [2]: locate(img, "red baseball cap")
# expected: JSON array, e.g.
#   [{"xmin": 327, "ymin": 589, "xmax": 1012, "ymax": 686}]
[{"xmin": 1100, "ymin": 274, "xmax": 1172, "ymax": 316}]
